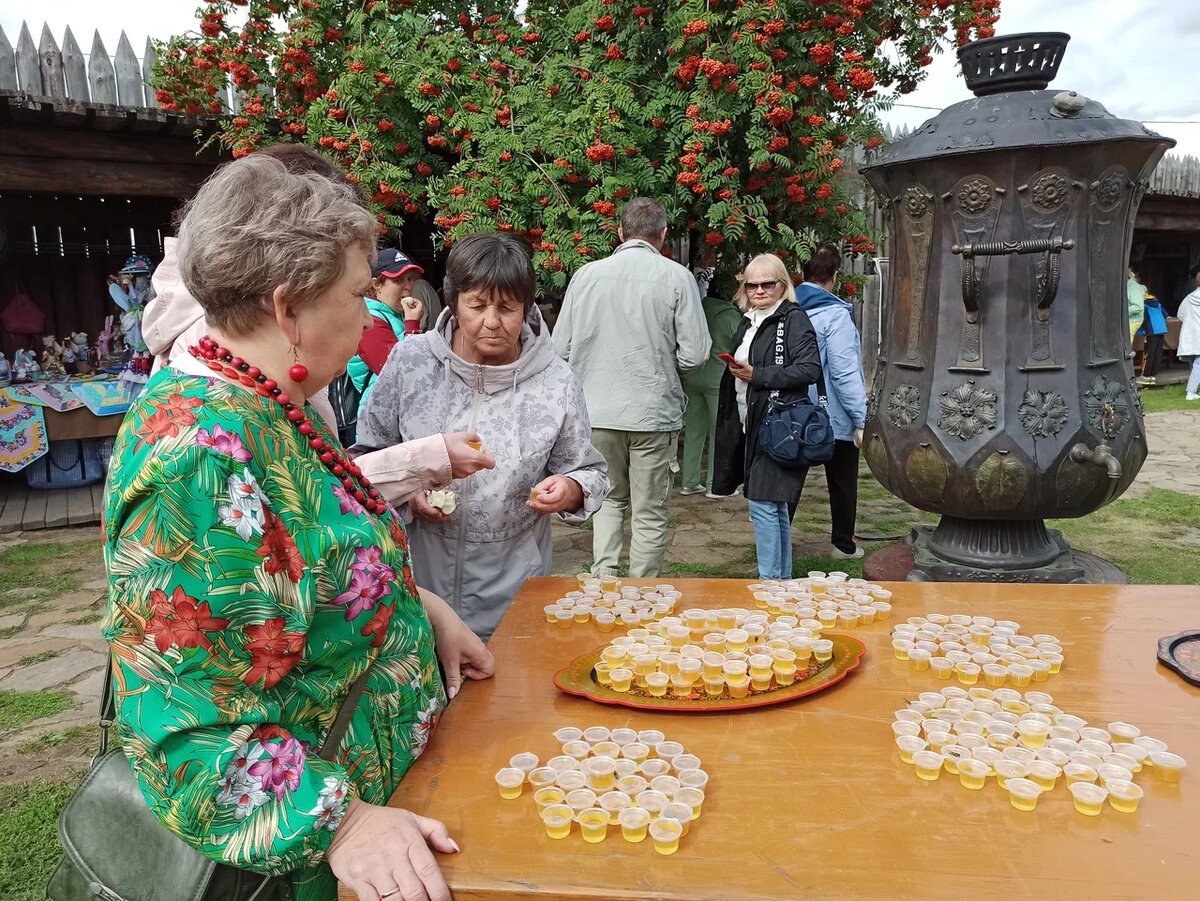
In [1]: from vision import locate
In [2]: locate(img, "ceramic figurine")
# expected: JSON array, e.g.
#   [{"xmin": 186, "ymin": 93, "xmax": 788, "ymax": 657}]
[
  {"xmin": 13, "ymin": 348, "xmax": 39, "ymax": 382},
  {"xmin": 41, "ymin": 335, "xmax": 67, "ymax": 377},
  {"xmin": 96, "ymin": 315, "xmax": 114, "ymax": 360},
  {"xmin": 69, "ymin": 332, "xmax": 92, "ymax": 374},
  {"xmin": 0, "ymin": 352, "xmax": 10, "ymax": 387},
  {"xmin": 108, "ymin": 254, "xmax": 155, "ymax": 356}
]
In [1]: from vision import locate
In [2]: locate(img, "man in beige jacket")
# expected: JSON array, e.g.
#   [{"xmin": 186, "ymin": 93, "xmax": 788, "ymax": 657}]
[{"xmin": 553, "ymin": 198, "xmax": 710, "ymax": 577}]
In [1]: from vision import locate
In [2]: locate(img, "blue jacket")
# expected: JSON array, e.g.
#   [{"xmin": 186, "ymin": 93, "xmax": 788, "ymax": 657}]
[
  {"xmin": 1138, "ymin": 297, "xmax": 1168, "ymax": 337},
  {"xmin": 795, "ymin": 282, "xmax": 868, "ymax": 441}
]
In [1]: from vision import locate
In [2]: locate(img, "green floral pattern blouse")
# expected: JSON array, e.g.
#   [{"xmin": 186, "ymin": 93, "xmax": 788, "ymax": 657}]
[{"xmin": 102, "ymin": 369, "xmax": 447, "ymax": 900}]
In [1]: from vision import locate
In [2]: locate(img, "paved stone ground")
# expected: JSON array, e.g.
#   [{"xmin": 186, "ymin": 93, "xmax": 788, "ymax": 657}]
[{"xmin": 0, "ymin": 406, "xmax": 1195, "ymax": 782}]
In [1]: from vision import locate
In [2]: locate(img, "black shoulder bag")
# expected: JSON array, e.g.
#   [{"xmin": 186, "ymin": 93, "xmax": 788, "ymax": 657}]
[
  {"xmin": 756, "ymin": 315, "xmax": 836, "ymax": 468},
  {"xmin": 48, "ymin": 655, "xmax": 375, "ymax": 901}
]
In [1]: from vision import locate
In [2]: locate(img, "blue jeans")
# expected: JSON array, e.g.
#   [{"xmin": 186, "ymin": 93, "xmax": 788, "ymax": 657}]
[{"xmin": 748, "ymin": 500, "xmax": 793, "ymax": 580}]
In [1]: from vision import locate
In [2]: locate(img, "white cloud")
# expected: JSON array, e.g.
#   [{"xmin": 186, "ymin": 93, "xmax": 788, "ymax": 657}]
[{"xmin": 879, "ymin": 0, "xmax": 1199, "ymax": 158}]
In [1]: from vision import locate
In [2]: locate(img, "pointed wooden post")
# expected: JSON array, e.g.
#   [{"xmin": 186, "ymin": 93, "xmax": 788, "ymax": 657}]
[
  {"xmin": 0, "ymin": 26, "xmax": 17, "ymax": 91},
  {"xmin": 38, "ymin": 23, "xmax": 66, "ymax": 99},
  {"xmin": 87, "ymin": 30, "xmax": 117, "ymax": 104},
  {"xmin": 15, "ymin": 22, "xmax": 42, "ymax": 93},
  {"xmin": 142, "ymin": 37, "xmax": 157, "ymax": 107},
  {"xmin": 114, "ymin": 31, "xmax": 141, "ymax": 106},
  {"xmin": 62, "ymin": 27, "xmax": 88, "ymax": 101}
]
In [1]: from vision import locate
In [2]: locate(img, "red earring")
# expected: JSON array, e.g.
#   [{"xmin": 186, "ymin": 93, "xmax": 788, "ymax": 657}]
[{"xmin": 289, "ymin": 346, "xmax": 309, "ymax": 384}]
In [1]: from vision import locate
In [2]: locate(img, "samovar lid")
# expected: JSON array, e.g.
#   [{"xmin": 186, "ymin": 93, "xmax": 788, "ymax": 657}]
[{"xmin": 864, "ymin": 32, "xmax": 1174, "ymax": 171}]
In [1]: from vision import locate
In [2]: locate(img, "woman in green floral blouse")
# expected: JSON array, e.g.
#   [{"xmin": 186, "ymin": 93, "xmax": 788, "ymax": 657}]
[{"xmin": 103, "ymin": 153, "xmax": 493, "ymax": 901}]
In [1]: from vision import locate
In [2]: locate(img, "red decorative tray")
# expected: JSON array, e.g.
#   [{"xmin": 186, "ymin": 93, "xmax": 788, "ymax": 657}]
[{"xmin": 553, "ymin": 634, "xmax": 866, "ymax": 712}]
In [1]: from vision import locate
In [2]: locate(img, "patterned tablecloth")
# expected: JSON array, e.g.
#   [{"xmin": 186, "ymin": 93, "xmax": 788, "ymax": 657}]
[{"xmin": 0, "ymin": 376, "xmax": 136, "ymax": 472}]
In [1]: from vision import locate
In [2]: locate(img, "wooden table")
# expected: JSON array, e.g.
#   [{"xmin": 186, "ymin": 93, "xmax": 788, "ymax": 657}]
[
  {"xmin": 43, "ymin": 406, "xmax": 124, "ymax": 441},
  {"xmin": 341, "ymin": 579, "xmax": 1200, "ymax": 901}
]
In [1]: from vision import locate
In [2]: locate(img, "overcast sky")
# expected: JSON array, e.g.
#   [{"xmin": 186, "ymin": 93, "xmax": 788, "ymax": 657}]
[{"xmin": 3, "ymin": 0, "xmax": 1196, "ymax": 157}]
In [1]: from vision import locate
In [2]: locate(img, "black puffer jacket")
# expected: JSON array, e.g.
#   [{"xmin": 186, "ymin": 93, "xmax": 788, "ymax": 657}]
[{"xmin": 711, "ymin": 301, "xmax": 822, "ymax": 503}]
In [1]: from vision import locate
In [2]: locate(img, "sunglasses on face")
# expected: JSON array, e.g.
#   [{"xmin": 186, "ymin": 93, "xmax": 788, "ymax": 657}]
[{"xmin": 745, "ymin": 280, "xmax": 780, "ymax": 293}]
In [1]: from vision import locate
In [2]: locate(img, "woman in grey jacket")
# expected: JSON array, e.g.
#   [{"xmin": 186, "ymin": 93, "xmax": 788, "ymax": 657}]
[{"xmin": 355, "ymin": 233, "xmax": 608, "ymax": 640}]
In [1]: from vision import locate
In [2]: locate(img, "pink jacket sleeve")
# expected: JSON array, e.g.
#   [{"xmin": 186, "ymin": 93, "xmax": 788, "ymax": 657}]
[{"xmin": 353, "ymin": 436, "xmax": 452, "ymax": 507}]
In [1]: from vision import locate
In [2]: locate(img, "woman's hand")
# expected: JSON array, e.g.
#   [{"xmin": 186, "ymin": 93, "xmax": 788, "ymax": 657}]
[
  {"xmin": 854, "ymin": 428, "xmax": 864, "ymax": 448},
  {"xmin": 728, "ymin": 359, "xmax": 754, "ymax": 382},
  {"xmin": 410, "ymin": 491, "xmax": 452, "ymax": 523},
  {"xmin": 443, "ymin": 432, "xmax": 497, "ymax": 479},
  {"xmin": 419, "ymin": 587, "xmax": 495, "ymax": 699},
  {"xmin": 400, "ymin": 296, "xmax": 425, "ymax": 323},
  {"xmin": 327, "ymin": 799, "xmax": 457, "ymax": 901},
  {"xmin": 527, "ymin": 475, "xmax": 584, "ymax": 515}
]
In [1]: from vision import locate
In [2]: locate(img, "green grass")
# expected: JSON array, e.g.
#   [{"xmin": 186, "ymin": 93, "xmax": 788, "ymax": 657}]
[
  {"xmin": 0, "ymin": 690, "xmax": 74, "ymax": 733},
  {"xmin": 0, "ymin": 779, "xmax": 79, "ymax": 901},
  {"xmin": 1051, "ymin": 488, "xmax": 1200, "ymax": 584},
  {"xmin": 1139, "ymin": 384, "xmax": 1195, "ymax": 414},
  {"xmin": 0, "ymin": 539, "xmax": 101, "ymax": 611},
  {"xmin": 19, "ymin": 725, "xmax": 99, "ymax": 755},
  {"xmin": 16, "ymin": 651, "xmax": 61, "ymax": 667},
  {"xmin": 793, "ymin": 553, "xmax": 865, "ymax": 579}
]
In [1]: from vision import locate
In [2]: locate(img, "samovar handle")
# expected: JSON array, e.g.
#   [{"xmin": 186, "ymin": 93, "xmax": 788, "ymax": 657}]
[{"xmin": 951, "ymin": 237, "xmax": 1076, "ymax": 324}]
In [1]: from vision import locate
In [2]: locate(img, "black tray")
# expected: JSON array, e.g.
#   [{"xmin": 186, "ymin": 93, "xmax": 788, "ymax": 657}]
[{"xmin": 1157, "ymin": 630, "xmax": 1200, "ymax": 687}]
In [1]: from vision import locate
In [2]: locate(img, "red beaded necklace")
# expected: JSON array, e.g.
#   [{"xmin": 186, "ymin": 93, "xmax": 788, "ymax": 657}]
[{"xmin": 189, "ymin": 336, "xmax": 387, "ymax": 516}]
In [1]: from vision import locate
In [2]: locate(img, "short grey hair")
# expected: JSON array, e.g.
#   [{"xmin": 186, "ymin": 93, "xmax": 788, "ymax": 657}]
[
  {"xmin": 178, "ymin": 154, "xmax": 377, "ymax": 335},
  {"xmin": 620, "ymin": 197, "xmax": 668, "ymax": 241}
]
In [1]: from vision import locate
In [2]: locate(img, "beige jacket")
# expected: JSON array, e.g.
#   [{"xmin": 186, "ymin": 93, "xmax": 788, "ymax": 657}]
[{"xmin": 143, "ymin": 238, "xmax": 451, "ymax": 504}]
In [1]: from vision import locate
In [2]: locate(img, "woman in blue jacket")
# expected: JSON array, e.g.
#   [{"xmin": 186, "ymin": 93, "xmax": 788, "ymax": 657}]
[{"xmin": 794, "ymin": 244, "xmax": 868, "ymax": 559}]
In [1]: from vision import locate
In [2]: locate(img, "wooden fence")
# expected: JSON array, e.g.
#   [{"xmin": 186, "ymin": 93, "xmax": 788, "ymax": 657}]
[{"xmin": 0, "ymin": 21, "xmax": 157, "ymax": 108}]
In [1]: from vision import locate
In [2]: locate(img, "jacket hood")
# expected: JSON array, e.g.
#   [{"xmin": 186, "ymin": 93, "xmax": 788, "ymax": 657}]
[
  {"xmin": 142, "ymin": 237, "xmax": 205, "ymax": 357},
  {"xmin": 427, "ymin": 304, "xmax": 556, "ymax": 393},
  {"xmin": 794, "ymin": 282, "xmax": 850, "ymax": 314}
]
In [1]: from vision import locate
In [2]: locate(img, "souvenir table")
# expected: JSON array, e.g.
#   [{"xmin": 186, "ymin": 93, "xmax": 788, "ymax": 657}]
[
  {"xmin": 340, "ymin": 578, "xmax": 1199, "ymax": 901},
  {"xmin": 0, "ymin": 376, "xmax": 134, "ymax": 473}
]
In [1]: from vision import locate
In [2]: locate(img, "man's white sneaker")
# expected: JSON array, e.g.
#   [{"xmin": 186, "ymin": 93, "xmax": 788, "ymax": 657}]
[
  {"xmin": 830, "ymin": 545, "xmax": 864, "ymax": 559},
  {"xmin": 680, "ymin": 485, "xmax": 706, "ymax": 496},
  {"xmin": 1186, "ymin": 393, "xmax": 1200, "ymax": 401}
]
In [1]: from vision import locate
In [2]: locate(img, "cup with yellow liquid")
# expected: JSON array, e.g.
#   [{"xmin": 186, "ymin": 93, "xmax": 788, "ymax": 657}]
[
  {"xmin": 1069, "ymin": 782, "xmax": 1107, "ymax": 816},
  {"xmin": 541, "ymin": 803, "xmax": 573, "ymax": 839},
  {"xmin": 494, "ymin": 767, "xmax": 525, "ymax": 800},
  {"xmin": 618, "ymin": 806, "xmax": 651, "ymax": 843},
  {"xmin": 1005, "ymin": 777, "xmax": 1043, "ymax": 811},
  {"xmin": 650, "ymin": 818, "xmax": 684, "ymax": 855},
  {"xmin": 1106, "ymin": 779, "xmax": 1144, "ymax": 813},
  {"xmin": 1149, "ymin": 751, "xmax": 1186, "ymax": 783}
]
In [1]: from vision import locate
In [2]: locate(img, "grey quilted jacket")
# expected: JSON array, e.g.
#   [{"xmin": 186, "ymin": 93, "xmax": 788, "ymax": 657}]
[{"xmin": 355, "ymin": 306, "xmax": 608, "ymax": 639}]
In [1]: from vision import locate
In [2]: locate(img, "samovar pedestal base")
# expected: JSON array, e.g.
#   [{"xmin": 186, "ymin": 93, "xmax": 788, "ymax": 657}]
[{"xmin": 863, "ymin": 523, "xmax": 1128, "ymax": 585}]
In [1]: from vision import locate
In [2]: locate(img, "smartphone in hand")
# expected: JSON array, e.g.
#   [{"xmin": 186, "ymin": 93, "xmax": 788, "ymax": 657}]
[{"xmin": 718, "ymin": 353, "xmax": 737, "ymax": 366}]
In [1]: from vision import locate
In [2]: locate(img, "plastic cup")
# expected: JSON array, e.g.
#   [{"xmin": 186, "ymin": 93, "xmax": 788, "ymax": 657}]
[
  {"xmin": 891, "ymin": 639, "xmax": 914, "ymax": 661},
  {"xmin": 609, "ymin": 667, "xmax": 633, "ymax": 693},
  {"xmin": 1018, "ymin": 720, "xmax": 1050, "ymax": 749},
  {"xmin": 562, "ymin": 740, "xmax": 590, "ymax": 761},
  {"xmin": 1149, "ymin": 751, "xmax": 1187, "ymax": 783},
  {"xmin": 583, "ymin": 756, "xmax": 618, "ymax": 792},
  {"xmin": 1068, "ymin": 782, "xmax": 1107, "ymax": 816},
  {"xmin": 1007, "ymin": 664, "xmax": 1032, "ymax": 687},
  {"xmin": 1133, "ymin": 736, "xmax": 1168, "ymax": 756},
  {"xmin": 509, "ymin": 752, "xmax": 539, "ymax": 777},
  {"xmin": 644, "ymin": 672, "xmax": 669, "ymax": 697},
  {"xmin": 813, "ymin": 639, "xmax": 834, "ymax": 663},
  {"xmin": 1064, "ymin": 763, "xmax": 1098, "ymax": 786},
  {"xmin": 896, "ymin": 736, "xmax": 927, "ymax": 764},
  {"xmin": 541, "ymin": 803, "xmax": 574, "ymax": 839},
  {"xmin": 635, "ymin": 789, "xmax": 669, "ymax": 817},
  {"xmin": 1036, "ymin": 748, "xmax": 1070, "ymax": 769},
  {"xmin": 555, "ymin": 770, "xmax": 588, "ymax": 792},
  {"xmin": 955, "ymin": 662, "xmax": 981, "ymax": 685},
  {"xmin": 655, "ymin": 741, "xmax": 685, "ymax": 762},
  {"xmin": 994, "ymin": 760, "xmax": 1026, "ymax": 790},
  {"xmin": 577, "ymin": 807, "xmax": 611, "ymax": 843},
  {"xmin": 565, "ymin": 788, "xmax": 599, "ymax": 816},
  {"xmin": 529, "ymin": 767, "xmax": 558, "ymax": 789},
  {"xmin": 649, "ymin": 817, "xmax": 684, "ymax": 855},
  {"xmin": 617, "ymin": 774, "xmax": 648, "ymax": 796},
  {"xmin": 1097, "ymin": 763, "xmax": 1134, "ymax": 787},
  {"xmin": 618, "ymin": 743, "xmax": 649, "ymax": 764},
  {"xmin": 605, "ymin": 727, "xmax": 635, "ymax": 746},
  {"xmin": 495, "ymin": 767, "xmax": 525, "ymax": 800},
  {"xmin": 554, "ymin": 609, "xmax": 575, "ymax": 629},
  {"xmin": 662, "ymin": 802, "xmax": 693, "ymax": 836},
  {"xmin": 546, "ymin": 754, "xmax": 578, "ymax": 774},
  {"xmin": 544, "ymin": 604, "xmax": 561, "ymax": 623},
  {"xmin": 942, "ymin": 746, "xmax": 970, "ymax": 775},
  {"xmin": 930, "ymin": 658, "xmax": 954, "ymax": 680},
  {"xmin": 533, "ymin": 784, "xmax": 567, "ymax": 812},
  {"xmin": 1108, "ymin": 721, "xmax": 1141, "ymax": 743},
  {"xmin": 1026, "ymin": 760, "xmax": 1061, "ymax": 791},
  {"xmin": 651, "ymin": 775, "xmax": 682, "ymax": 797},
  {"xmin": 679, "ymin": 769, "xmax": 708, "ymax": 791},
  {"xmin": 598, "ymin": 790, "xmax": 632, "ymax": 825},
  {"xmin": 672, "ymin": 753, "xmax": 702, "ymax": 773},
  {"xmin": 1106, "ymin": 779, "xmax": 1144, "ymax": 813},
  {"xmin": 957, "ymin": 758, "xmax": 989, "ymax": 790},
  {"xmin": 912, "ymin": 750, "xmax": 944, "ymax": 781},
  {"xmin": 1006, "ymin": 777, "xmax": 1043, "ymax": 811},
  {"xmin": 613, "ymin": 759, "xmax": 639, "ymax": 778},
  {"xmin": 618, "ymin": 806, "xmax": 651, "ymax": 843},
  {"xmin": 673, "ymin": 786, "xmax": 704, "ymax": 820},
  {"xmin": 640, "ymin": 758, "xmax": 672, "ymax": 779}
]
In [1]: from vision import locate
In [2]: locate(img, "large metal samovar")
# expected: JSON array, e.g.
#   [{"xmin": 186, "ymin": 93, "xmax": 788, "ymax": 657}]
[{"xmin": 861, "ymin": 32, "xmax": 1174, "ymax": 582}]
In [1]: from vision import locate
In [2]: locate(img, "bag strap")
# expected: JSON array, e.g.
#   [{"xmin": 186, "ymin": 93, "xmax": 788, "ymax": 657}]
[
  {"xmin": 95, "ymin": 653, "xmax": 376, "ymax": 765},
  {"xmin": 768, "ymin": 313, "xmax": 827, "ymax": 403}
]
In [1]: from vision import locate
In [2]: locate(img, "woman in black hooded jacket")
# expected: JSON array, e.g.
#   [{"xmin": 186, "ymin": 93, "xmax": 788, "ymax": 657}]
[{"xmin": 711, "ymin": 253, "xmax": 822, "ymax": 580}]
